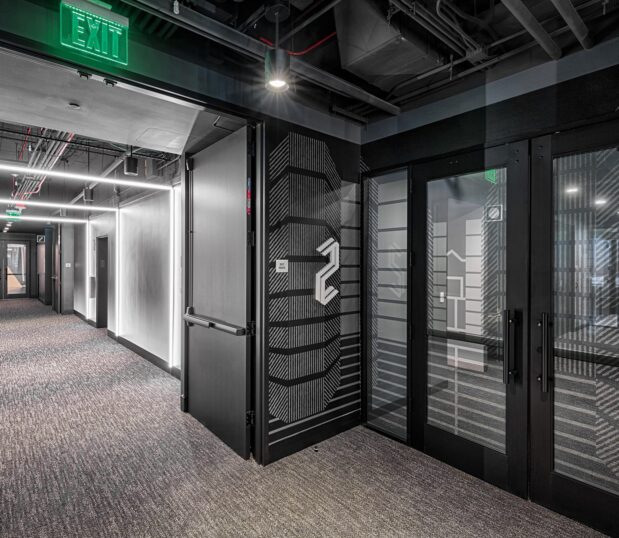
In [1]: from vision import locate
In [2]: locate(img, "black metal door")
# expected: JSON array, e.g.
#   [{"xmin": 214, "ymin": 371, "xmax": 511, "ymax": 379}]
[
  {"xmin": 530, "ymin": 121, "xmax": 619, "ymax": 536},
  {"xmin": 96, "ymin": 237, "xmax": 108, "ymax": 329},
  {"xmin": 410, "ymin": 142, "xmax": 529, "ymax": 496},
  {"xmin": 183, "ymin": 126, "xmax": 254, "ymax": 459}
]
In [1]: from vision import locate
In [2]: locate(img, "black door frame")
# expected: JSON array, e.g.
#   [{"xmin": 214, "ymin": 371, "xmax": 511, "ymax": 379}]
[
  {"xmin": 410, "ymin": 141, "xmax": 530, "ymax": 497},
  {"xmin": 530, "ymin": 118, "xmax": 619, "ymax": 536}
]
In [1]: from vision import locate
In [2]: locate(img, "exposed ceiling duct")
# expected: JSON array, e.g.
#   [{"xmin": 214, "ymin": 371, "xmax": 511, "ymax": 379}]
[
  {"xmin": 334, "ymin": 0, "xmax": 442, "ymax": 91},
  {"xmin": 120, "ymin": 0, "xmax": 400, "ymax": 115}
]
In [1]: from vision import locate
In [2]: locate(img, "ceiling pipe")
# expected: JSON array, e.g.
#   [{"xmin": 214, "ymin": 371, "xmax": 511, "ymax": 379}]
[
  {"xmin": 120, "ymin": 0, "xmax": 400, "ymax": 115},
  {"xmin": 501, "ymin": 0, "xmax": 562, "ymax": 60},
  {"xmin": 549, "ymin": 0, "xmax": 593, "ymax": 49},
  {"xmin": 389, "ymin": 0, "xmax": 466, "ymax": 57},
  {"xmin": 436, "ymin": 0, "xmax": 482, "ymax": 52},
  {"xmin": 278, "ymin": 0, "xmax": 343, "ymax": 45}
]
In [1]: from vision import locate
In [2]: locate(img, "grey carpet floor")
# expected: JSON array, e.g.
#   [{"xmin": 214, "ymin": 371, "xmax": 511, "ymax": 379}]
[{"xmin": 0, "ymin": 299, "xmax": 604, "ymax": 538}]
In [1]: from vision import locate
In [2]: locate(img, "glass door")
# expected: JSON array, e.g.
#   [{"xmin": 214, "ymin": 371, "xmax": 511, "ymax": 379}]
[
  {"xmin": 411, "ymin": 143, "xmax": 529, "ymax": 496},
  {"xmin": 364, "ymin": 169, "xmax": 410, "ymax": 442},
  {"xmin": 0, "ymin": 241, "xmax": 29, "ymax": 299},
  {"xmin": 531, "ymin": 123, "xmax": 619, "ymax": 536}
]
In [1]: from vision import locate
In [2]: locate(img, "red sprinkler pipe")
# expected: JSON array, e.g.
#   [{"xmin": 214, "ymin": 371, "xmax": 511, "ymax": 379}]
[
  {"xmin": 260, "ymin": 31, "xmax": 336, "ymax": 56},
  {"xmin": 17, "ymin": 128, "xmax": 32, "ymax": 161}
]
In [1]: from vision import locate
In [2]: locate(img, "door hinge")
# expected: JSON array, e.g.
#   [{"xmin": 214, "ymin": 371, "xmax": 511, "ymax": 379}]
[
  {"xmin": 185, "ymin": 158, "xmax": 194, "ymax": 172},
  {"xmin": 248, "ymin": 231, "xmax": 255, "ymax": 247},
  {"xmin": 246, "ymin": 410, "xmax": 255, "ymax": 426}
]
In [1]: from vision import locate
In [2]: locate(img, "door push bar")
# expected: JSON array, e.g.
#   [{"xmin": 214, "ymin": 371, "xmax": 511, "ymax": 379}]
[{"xmin": 184, "ymin": 306, "xmax": 252, "ymax": 336}]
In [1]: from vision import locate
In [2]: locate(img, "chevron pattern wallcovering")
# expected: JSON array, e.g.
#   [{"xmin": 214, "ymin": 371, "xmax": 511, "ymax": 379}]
[{"xmin": 266, "ymin": 128, "xmax": 361, "ymax": 461}]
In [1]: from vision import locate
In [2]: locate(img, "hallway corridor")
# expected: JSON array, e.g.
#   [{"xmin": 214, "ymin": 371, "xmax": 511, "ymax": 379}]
[{"xmin": 0, "ymin": 300, "xmax": 604, "ymax": 537}]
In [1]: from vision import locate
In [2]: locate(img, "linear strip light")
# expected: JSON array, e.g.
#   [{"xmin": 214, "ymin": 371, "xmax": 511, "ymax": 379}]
[
  {"xmin": 0, "ymin": 197, "xmax": 118, "ymax": 212},
  {"xmin": 0, "ymin": 215, "xmax": 87, "ymax": 224},
  {"xmin": 0, "ymin": 163, "xmax": 172, "ymax": 191}
]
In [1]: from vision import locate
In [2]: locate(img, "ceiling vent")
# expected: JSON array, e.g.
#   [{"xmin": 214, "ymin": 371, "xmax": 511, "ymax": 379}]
[{"xmin": 334, "ymin": 0, "xmax": 441, "ymax": 91}]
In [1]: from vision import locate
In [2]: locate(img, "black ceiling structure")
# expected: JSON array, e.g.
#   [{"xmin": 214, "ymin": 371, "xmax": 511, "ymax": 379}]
[{"xmin": 112, "ymin": 0, "xmax": 619, "ymax": 120}]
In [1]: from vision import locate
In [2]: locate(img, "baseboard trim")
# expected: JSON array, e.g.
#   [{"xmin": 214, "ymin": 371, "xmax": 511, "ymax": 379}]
[
  {"xmin": 74, "ymin": 312, "xmax": 179, "ymax": 380},
  {"xmin": 117, "ymin": 336, "xmax": 179, "ymax": 379},
  {"xmin": 266, "ymin": 411, "xmax": 362, "ymax": 464}
]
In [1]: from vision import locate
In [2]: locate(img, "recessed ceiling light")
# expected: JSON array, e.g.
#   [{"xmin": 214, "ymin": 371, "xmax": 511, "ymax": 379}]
[
  {"xmin": 0, "ymin": 197, "xmax": 117, "ymax": 212},
  {"xmin": 595, "ymin": 199, "xmax": 607, "ymax": 205},
  {"xmin": 565, "ymin": 187, "xmax": 579, "ymax": 194},
  {"xmin": 0, "ymin": 215, "xmax": 87, "ymax": 224},
  {"xmin": 0, "ymin": 163, "xmax": 171, "ymax": 191}
]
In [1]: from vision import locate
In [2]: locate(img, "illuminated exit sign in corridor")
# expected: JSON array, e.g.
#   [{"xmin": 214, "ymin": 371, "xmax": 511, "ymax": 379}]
[{"xmin": 60, "ymin": 0, "xmax": 129, "ymax": 66}]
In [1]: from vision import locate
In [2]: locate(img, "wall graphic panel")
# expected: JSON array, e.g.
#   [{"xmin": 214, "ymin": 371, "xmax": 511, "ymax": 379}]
[{"xmin": 266, "ymin": 125, "xmax": 361, "ymax": 462}]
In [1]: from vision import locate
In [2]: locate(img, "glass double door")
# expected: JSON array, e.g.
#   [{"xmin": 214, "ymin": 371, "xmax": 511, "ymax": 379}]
[
  {"xmin": 365, "ymin": 143, "xmax": 528, "ymax": 495},
  {"xmin": 365, "ymin": 125, "xmax": 618, "ymax": 535},
  {"xmin": 0, "ymin": 241, "xmax": 29, "ymax": 299}
]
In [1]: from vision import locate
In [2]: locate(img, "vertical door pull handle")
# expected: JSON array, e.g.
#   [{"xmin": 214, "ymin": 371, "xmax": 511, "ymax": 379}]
[
  {"xmin": 502, "ymin": 309, "xmax": 516, "ymax": 385},
  {"xmin": 538, "ymin": 312, "xmax": 550, "ymax": 393}
]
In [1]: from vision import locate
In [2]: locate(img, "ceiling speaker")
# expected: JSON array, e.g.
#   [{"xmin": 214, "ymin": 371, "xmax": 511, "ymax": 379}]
[{"xmin": 124, "ymin": 155, "xmax": 139, "ymax": 176}]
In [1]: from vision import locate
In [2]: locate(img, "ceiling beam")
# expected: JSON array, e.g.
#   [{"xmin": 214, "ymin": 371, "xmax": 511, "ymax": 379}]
[{"xmin": 502, "ymin": 0, "xmax": 562, "ymax": 60}]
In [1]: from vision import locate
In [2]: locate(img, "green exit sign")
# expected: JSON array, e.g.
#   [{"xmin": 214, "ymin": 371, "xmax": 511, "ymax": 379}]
[{"xmin": 60, "ymin": 0, "xmax": 129, "ymax": 66}]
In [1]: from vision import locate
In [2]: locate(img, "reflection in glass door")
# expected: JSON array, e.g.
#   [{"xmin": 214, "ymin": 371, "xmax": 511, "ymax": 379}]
[
  {"xmin": 427, "ymin": 169, "xmax": 507, "ymax": 453},
  {"xmin": 1, "ymin": 241, "xmax": 29, "ymax": 299},
  {"xmin": 531, "ymin": 128, "xmax": 619, "ymax": 535},
  {"xmin": 552, "ymin": 150, "xmax": 619, "ymax": 496},
  {"xmin": 412, "ymin": 143, "xmax": 528, "ymax": 496},
  {"xmin": 365, "ymin": 170, "xmax": 409, "ymax": 440}
]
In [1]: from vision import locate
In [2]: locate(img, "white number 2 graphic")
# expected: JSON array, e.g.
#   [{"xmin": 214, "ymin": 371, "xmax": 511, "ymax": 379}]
[{"xmin": 315, "ymin": 238, "xmax": 340, "ymax": 306}]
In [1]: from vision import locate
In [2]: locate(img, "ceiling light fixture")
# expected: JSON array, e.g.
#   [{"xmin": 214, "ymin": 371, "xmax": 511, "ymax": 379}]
[
  {"xmin": 565, "ymin": 187, "xmax": 579, "ymax": 194},
  {"xmin": 265, "ymin": 3, "xmax": 290, "ymax": 93},
  {"xmin": 0, "ymin": 215, "xmax": 87, "ymax": 224},
  {"xmin": 265, "ymin": 48, "xmax": 290, "ymax": 92},
  {"xmin": 595, "ymin": 199, "xmax": 607, "ymax": 205},
  {"xmin": 0, "ymin": 197, "xmax": 117, "ymax": 212},
  {"xmin": 0, "ymin": 163, "xmax": 172, "ymax": 191}
]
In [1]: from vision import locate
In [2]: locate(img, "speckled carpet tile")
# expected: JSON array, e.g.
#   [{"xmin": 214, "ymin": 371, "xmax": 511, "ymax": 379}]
[{"xmin": 0, "ymin": 299, "xmax": 605, "ymax": 537}]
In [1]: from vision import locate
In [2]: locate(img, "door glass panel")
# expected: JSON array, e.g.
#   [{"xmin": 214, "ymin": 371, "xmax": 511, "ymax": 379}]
[
  {"xmin": 366, "ymin": 170, "xmax": 408, "ymax": 440},
  {"xmin": 553, "ymin": 149, "xmax": 619, "ymax": 496},
  {"xmin": 6, "ymin": 243, "xmax": 27, "ymax": 296},
  {"xmin": 427, "ymin": 168, "xmax": 507, "ymax": 453}
]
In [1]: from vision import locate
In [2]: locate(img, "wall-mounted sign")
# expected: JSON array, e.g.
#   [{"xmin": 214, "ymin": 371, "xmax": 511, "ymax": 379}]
[
  {"xmin": 315, "ymin": 238, "xmax": 340, "ymax": 306},
  {"xmin": 275, "ymin": 259, "xmax": 289, "ymax": 273},
  {"xmin": 60, "ymin": 0, "xmax": 129, "ymax": 66}
]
